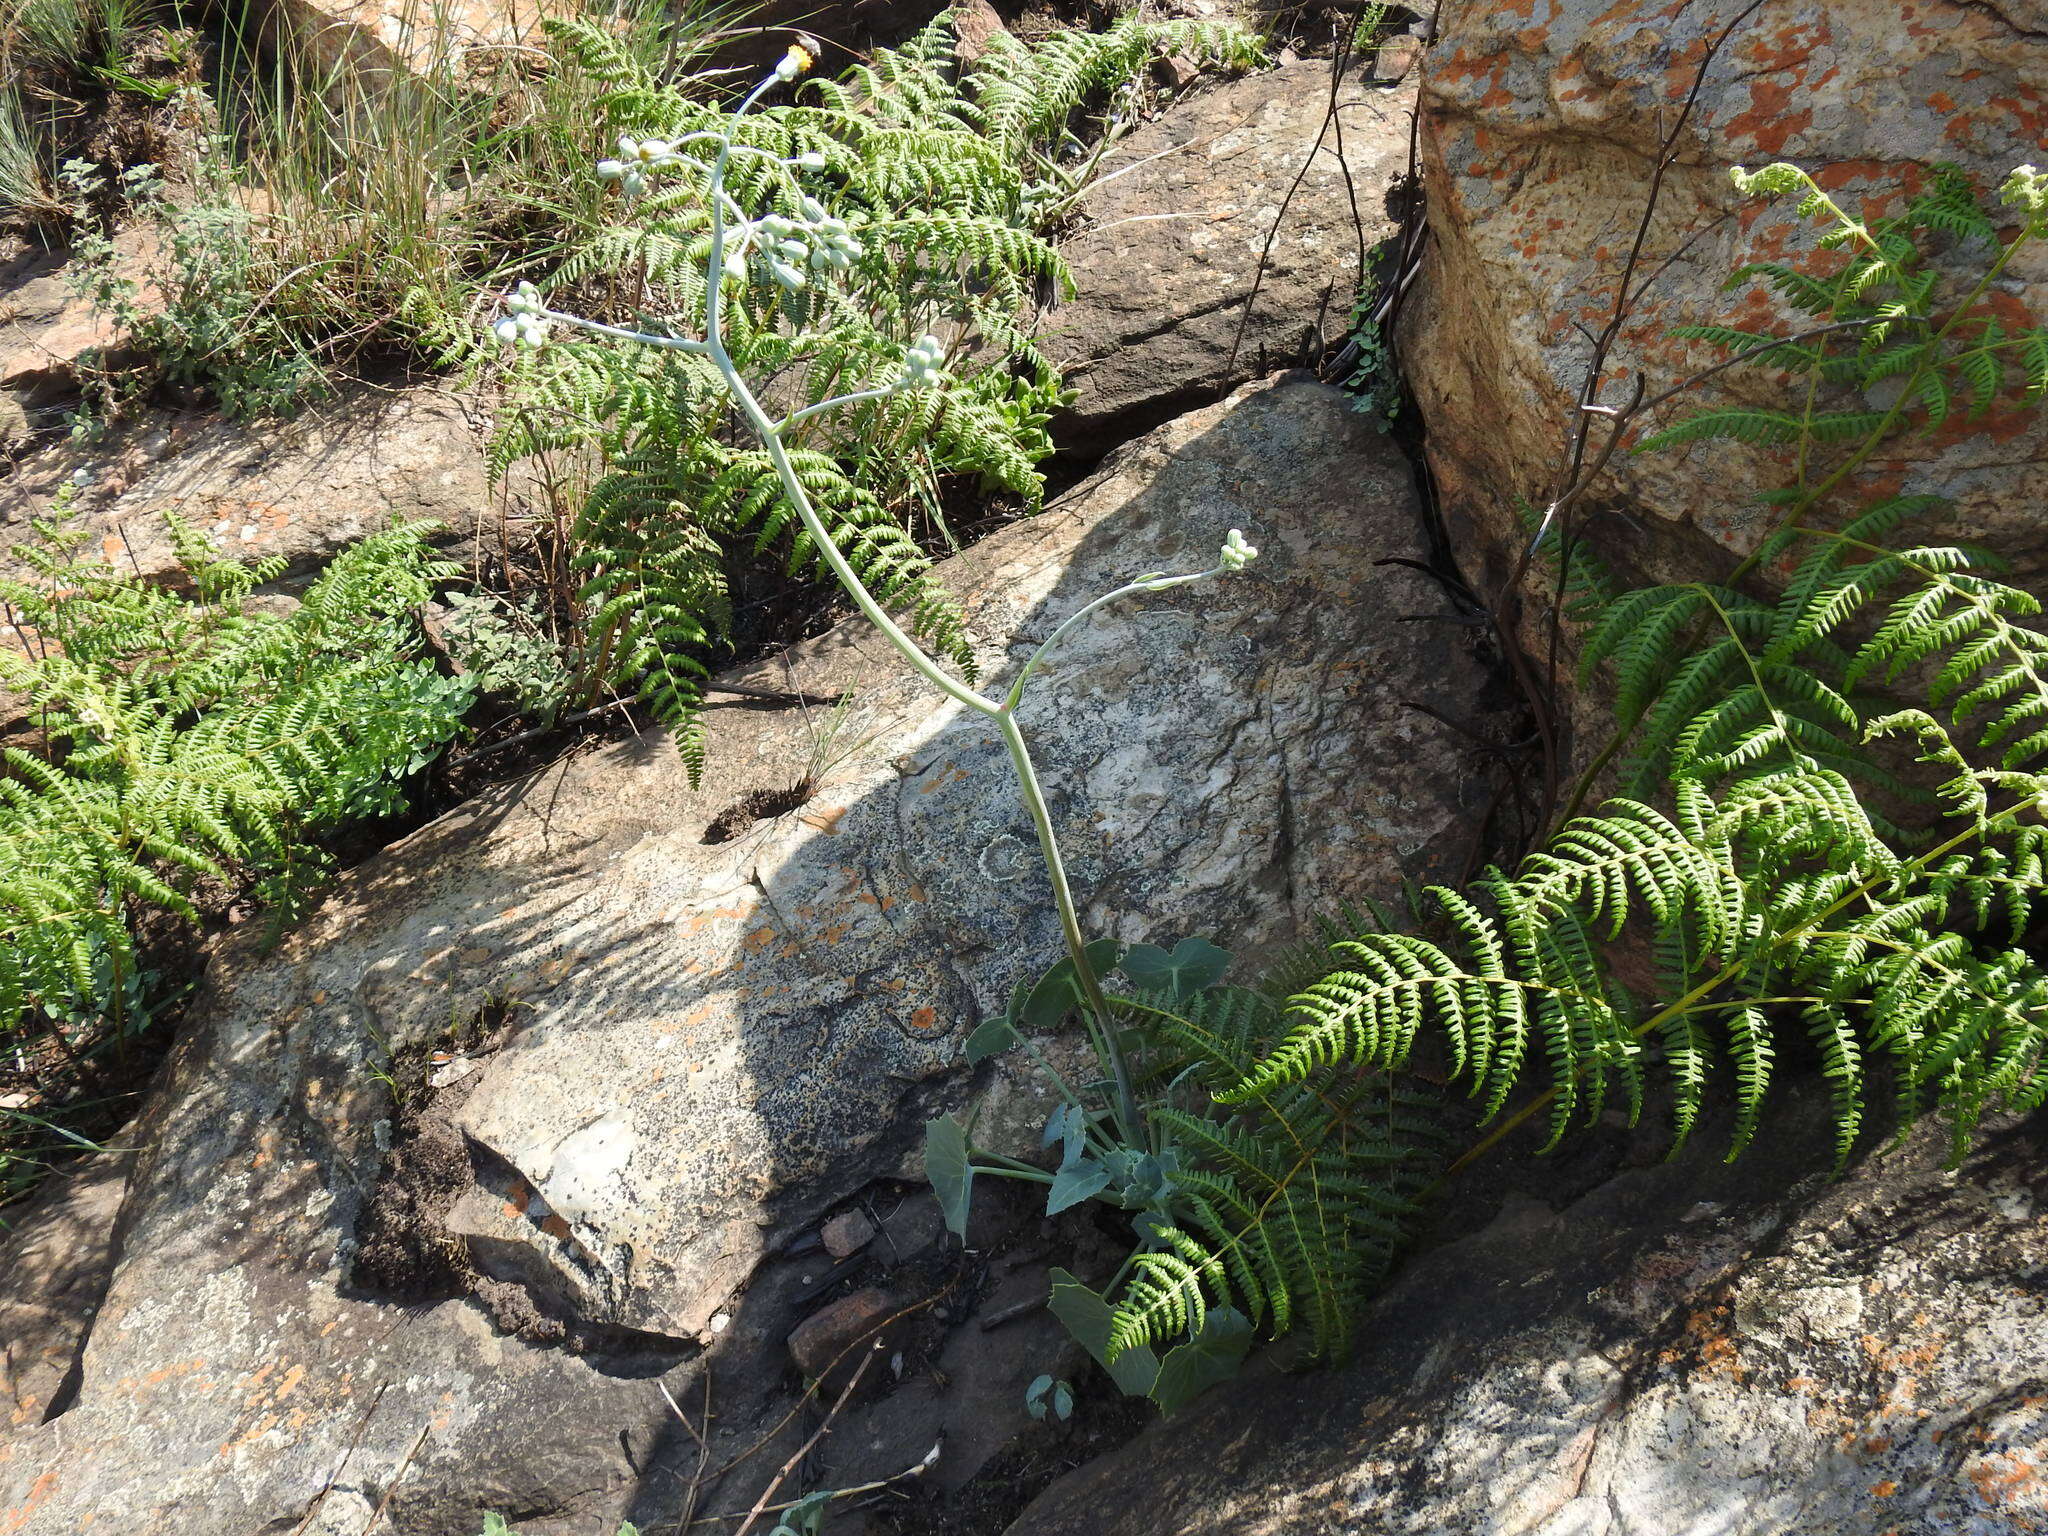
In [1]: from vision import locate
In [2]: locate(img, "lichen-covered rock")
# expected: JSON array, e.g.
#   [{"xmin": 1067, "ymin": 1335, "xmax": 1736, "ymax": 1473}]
[
  {"xmin": 1042, "ymin": 62, "xmax": 1413, "ymax": 455},
  {"xmin": 1401, "ymin": 0, "xmax": 2048, "ymax": 611},
  {"xmin": 0, "ymin": 378, "xmax": 1501, "ymax": 1534},
  {"xmin": 1006, "ymin": 1097, "xmax": 2048, "ymax": 1536},
  {"xmin": 0, "ymin": 384, "xmax": 506, "ymax": 586}
]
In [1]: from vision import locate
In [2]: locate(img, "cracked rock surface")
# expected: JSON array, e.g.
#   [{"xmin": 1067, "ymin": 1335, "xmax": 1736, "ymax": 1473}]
[
  {"xmin": 1006, "ymin": 1093, "xmax": 2048, "ymax": 1536},
  {"xmin": 0, "ymin": 377, "xmax": 1501, "ymax": 1534},
  {"xmin": 1402, "ymin": 0, "xmax": 2048, "ymax": 618},
  {"xmin": 0, "ymin": 383, "xmax": 508, "ymax": 589},
  {"xmin": 1041, "ymin": 60, "xmax": 1413, "ymax": 457}
]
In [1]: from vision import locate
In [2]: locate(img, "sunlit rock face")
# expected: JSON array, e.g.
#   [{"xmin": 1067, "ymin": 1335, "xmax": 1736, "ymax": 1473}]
[
  {"xmin": 1402, "ymin": 0, "xmax": 2048, "ymax": 623},
  {"xmin": 0, "ymin": 377, "xmax": 1505, "ymax": 1534}
]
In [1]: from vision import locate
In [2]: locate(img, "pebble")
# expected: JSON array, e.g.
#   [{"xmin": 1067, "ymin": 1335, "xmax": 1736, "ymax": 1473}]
[{"xmin": 821, "ymin": 1208, "xmax": 875, "ymax": 1259}]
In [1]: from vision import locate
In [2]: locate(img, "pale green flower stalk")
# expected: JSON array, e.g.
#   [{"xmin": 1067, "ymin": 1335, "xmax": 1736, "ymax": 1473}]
[{"xmin": 496, "ymin": 46, "xmax": 1259, "ymax": 1139}]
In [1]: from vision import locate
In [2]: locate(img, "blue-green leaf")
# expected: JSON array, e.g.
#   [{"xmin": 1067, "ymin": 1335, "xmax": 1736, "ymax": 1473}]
[
  {"xmin": 1119, "ymin": 936, "xmax": 1230, "ymax": 999},
  {"xmin": 1021, "ymin": 938, "xmax": 1127, "ymax": 1028},
  {"xmin": 925, "ymin": 1114, "xmax": 974, "ymax": 1238},
  {"xmin": 1148, "ymin": 1307, "xmax": 1253, "ymax": 1415},
  {"xmin": 965, "ymin": 1012, "xmax": 1021, "ymax": 1065},
  {"xmin": 1046, "ymin": 1154, "xmax": 1112, "ymax": 1215},
  {"xmin": 1048, "ymin": 1268, "xmax": 1159, "ymax": 1396}
]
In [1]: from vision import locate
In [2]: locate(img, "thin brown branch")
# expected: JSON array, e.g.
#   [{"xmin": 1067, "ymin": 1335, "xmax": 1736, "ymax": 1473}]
[{"xmin": 731, "ymin": 1344, "xmax": 879, "ymax": 1536}]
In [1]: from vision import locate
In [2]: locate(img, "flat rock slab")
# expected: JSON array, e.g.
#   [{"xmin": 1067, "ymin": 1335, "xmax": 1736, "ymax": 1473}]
[
  {"xmin": 0, "ymin": 1161, "xmax": 124, "ymax": 1429},
  {"xmin": 0, "ymin": 231, "xmax": 157, "ymax": 401},
  {"xmin": 1042, "ymin": 61, "xmax": 1413, "ymax": 455},
  {"xmin": 0, "ymin": 384, "xmax": 503, "ymax": 587},
  {"xmin": 0, "ymin": 378, "xmax": 1500, "ymax": 1533},
  {"xmin": 1007, "ymin": 1097, "xmax": 2048, "ymax": 1536}
]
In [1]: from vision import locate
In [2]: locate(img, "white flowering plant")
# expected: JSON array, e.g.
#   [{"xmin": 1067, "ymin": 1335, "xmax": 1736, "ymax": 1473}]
[
  {"xmin": 490, "ymin": 9, "xmax": 1261, "ymax": 773},
  {"xmin": 490, "ymin": 26, "xmax": 1343, "ymax": 1414}
]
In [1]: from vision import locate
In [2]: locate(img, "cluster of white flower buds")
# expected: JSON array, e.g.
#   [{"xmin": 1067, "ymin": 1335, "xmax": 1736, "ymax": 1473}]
[
  {"xmin": 740, "ymin": 201, "xmax": 863, "ymax": 292},
  {"xmin": 1218, "ymin": 528, "xmax": 1258, "ymax": 571},
  {"xmin": 492, "ymin": 281, "xmax": 552, "ymax": 349},
  {"xmin": 2002, "ymin": 164, "xmax": 2047, "ymax": 219},
  {"xmin": 596, "ymin": 135, "xmax": 685, "ymax": 200},
  {"xmin": 898, "ymin": 334, "xmax": 946, "ymax": 389}
]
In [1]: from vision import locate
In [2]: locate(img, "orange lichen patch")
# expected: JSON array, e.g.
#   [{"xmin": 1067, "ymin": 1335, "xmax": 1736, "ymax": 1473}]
[
  {"xmin": 744, "ymin": 926, "xmax": 778, "ymax": 952},
  {"xmin": 1970, "ymin": 1449, "xmax": 2044, "ymax": 1506},
  {"xmin": 918, "ymin": 761, "xmax": 972, "ymax": 794},
  {"xmin": 3, "ymin": 1469, "xmax": 60, "ymax": 1532},
  {"xmin": 1873, "ymin": 1480, "xmax": 1899, "ymax": 1498},
  {"xmin": 541, "ymin": 1213, "xmax": 572, "ymax": 1240},
  {"xmin": 680, "ymin": 904, "xmax": 752, "ymax": 935},
  {"xmin": 1927, "ymin": 90, "xmax": 1959, "ymax": 114},
  {"xmin": 1724, "ymin": 80, "xmax": 1815, "ymax": 158},
  {"xmin": 1983, "ymin": 89, "xmax": 2048, "ymax": 146},
  {"xmin": 906, "ymin": 1006, "xmax": 940, "ymax": 1033},
  {"xmin": 221, "ymin": 1412, "xmax": 280, "ymax": 1454},
  {"xmin": 1661, "ymin": 1301, "xmax": 1747, "ymax": 1382}
]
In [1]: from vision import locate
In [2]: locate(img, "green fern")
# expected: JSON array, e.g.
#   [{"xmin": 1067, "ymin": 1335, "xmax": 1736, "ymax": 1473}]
[
  {"xmin": 1093, "ymin": 165, "xmax": 2048, "ymax": 1368},
  {"xmin": 0, "ymin": 517, "xmax": 473, "ymax": 1063},
  {"xmin": 495, "ymin": 10, "xmax": 1260, "ymax": 777},
  {"xmin": 1102, "ymin": 985, "xmax": 1448, "ymax": 1361}
]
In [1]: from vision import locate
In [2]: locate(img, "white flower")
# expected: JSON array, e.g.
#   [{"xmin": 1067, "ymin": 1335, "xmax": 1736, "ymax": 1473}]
[
  {"xmin": 774, "ymin": 43, "xmax": 813, "ymax": 82},
  {"xmin": 492, "ymin": 285, "xmax": 552, "ymax": 348},
  {"xmin": 599, "ymin": 135, "xmax": 680, "ymax": 197},
  {"xmin": 69, "ymin": 467, "xmax": 93, "ymax": 488},
  {"xmin": 1218, "ymin": 528, "xmax": 1258, "ymax": 572},
  {"xmin": 2001, "ymin": 164, "xmax": 2047, "ymax": 217},
  {"xmin": 897, "ymin": 333, "xmax": 947, "ymax": 389}
]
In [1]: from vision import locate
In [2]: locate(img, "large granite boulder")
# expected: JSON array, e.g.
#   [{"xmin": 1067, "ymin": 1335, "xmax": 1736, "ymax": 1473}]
[
  {"xmin": 1400, "ymin": 0, "xmax": 2048, "ymax": 616},
  {"xmin": 1043, "ymin": 60, "xmax": 1414, "ymax": 457},
  {"xmin": 0, "ymin": 377, "xmax": 1503, "ymax": 1534},
  {"xmin": 1007, "ymin": 1094, "xmax": 2048, "ymax": 1536}
]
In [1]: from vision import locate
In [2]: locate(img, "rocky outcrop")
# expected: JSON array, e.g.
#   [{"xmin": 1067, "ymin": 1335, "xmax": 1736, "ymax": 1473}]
[
  {"xmin": 1007, "ymin": 1095, "xmax": 2048, "ymax": 1536},
  {"xmin": 0, "ymin": 383, "xmax": 510, "ymax": 586},
  {"xmin": 1042, "ymin": 60, "xmax": 1413, "ymax": 456},
  {"xmin": 1400, "ymin": 0, "xmax": 2048, "ymax": 607},
  {"xmin": 0, "ymin": 377, "xmax": 1502, "ymax": 1534},
  {"xmin": 255, "ymin": 0, "xmax": 576, "ymax": 87}
]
